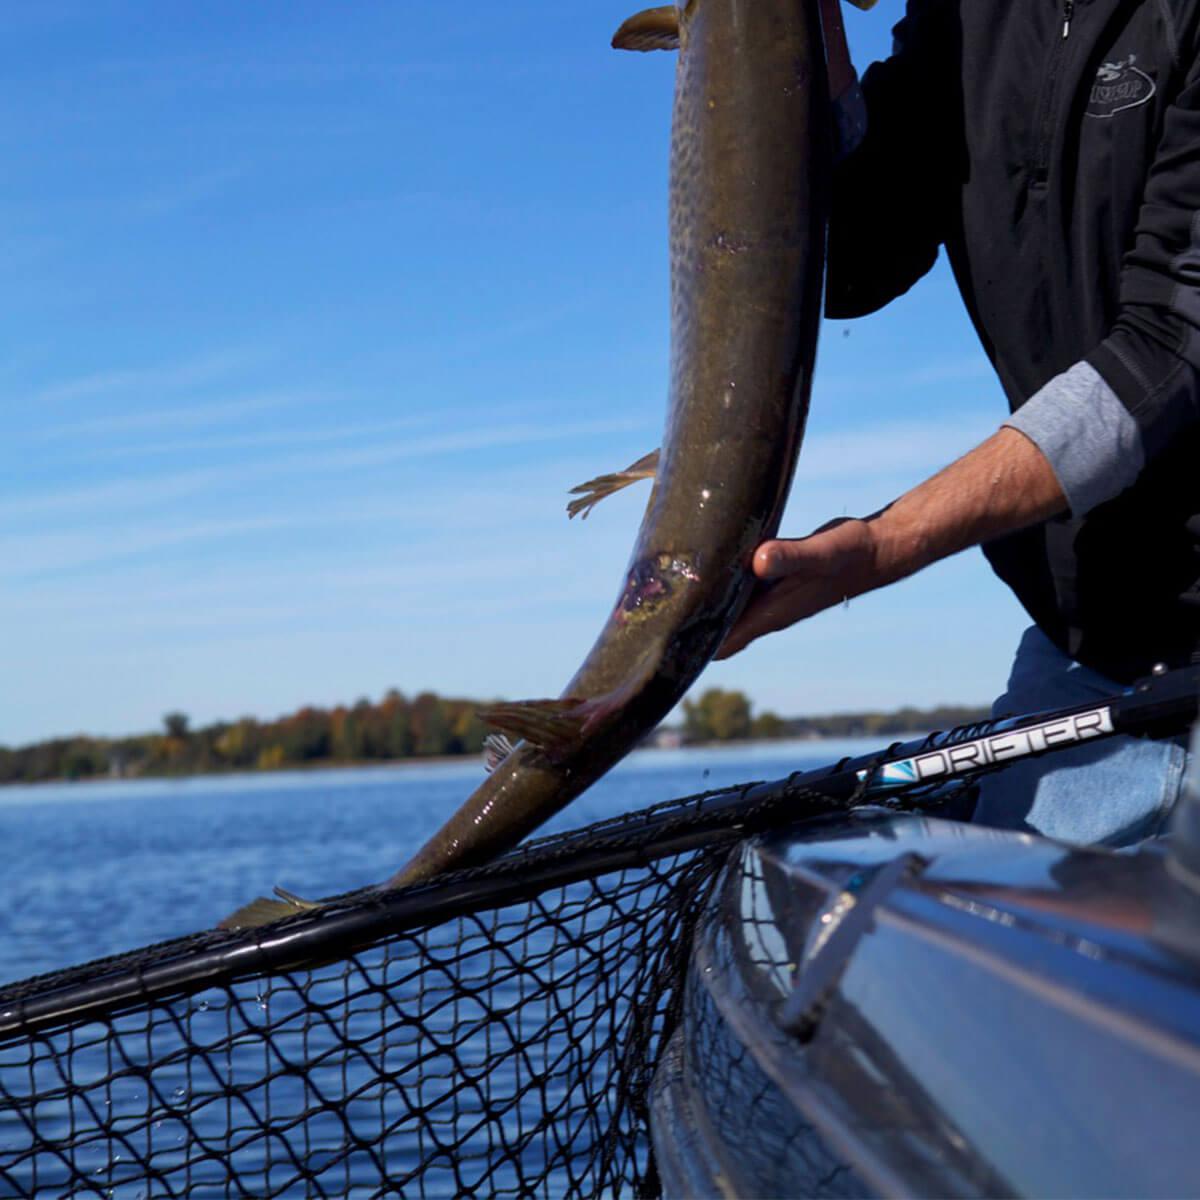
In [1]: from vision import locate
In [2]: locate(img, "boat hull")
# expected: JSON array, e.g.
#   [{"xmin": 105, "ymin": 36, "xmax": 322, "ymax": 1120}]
[{"xmin": 652, "ymin": 808, "xmax": 1200, "ymax": 1198}]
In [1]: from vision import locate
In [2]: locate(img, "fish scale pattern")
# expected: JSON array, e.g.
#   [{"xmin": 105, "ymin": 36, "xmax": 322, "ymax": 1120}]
[{"xmin": 0, "ymin": 771, "xmax": 857, "ymax": 1200}]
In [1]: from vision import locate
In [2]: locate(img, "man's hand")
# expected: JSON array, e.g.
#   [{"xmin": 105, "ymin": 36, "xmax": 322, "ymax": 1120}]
[
  {"xmin": 717, "ymin": 427, "xmax": 1069, "ymax": 659},
  {"xmin": 715, "ymin": 518, "xmax": 880, "ymax": 659}
]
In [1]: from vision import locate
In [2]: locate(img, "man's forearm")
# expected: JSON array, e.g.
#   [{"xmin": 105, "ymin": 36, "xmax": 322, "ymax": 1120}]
[
  {"xmin": 720, "ymin": 428, "xmax": 1067, "ymax": 658},
  {"xmin": 863, "ymin": 426, "xmax": 1068, "ymax": 587}
]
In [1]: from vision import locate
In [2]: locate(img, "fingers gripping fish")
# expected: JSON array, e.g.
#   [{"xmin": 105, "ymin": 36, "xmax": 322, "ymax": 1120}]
[{"xmin": 221, "ymin": 0, "xmax": 846, "ymax": 929}]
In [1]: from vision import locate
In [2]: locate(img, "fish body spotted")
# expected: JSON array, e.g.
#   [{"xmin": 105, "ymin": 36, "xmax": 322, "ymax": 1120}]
[{"xmin": 384, "ymin": 0, "xmax": 831, "ymax": 890}]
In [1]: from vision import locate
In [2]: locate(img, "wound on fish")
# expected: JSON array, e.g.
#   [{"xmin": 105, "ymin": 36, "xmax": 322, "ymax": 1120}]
[{"xmin": 617, "ymin": 551, "xmax": 701, "ymax": 623}]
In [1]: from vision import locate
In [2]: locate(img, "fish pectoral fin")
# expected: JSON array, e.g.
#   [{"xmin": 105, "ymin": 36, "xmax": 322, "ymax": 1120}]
[
  {"xmin": 483, "ymin": 732, "xmax": 516, "ymax": 773},
  {"xmin": 217, "ymin": 887, "xmax": 322, "ymax": 931},
  {"xmin": 567, "ymin": 449, "xmax": 660, "ymax": 520},
  {"xmin": 612, "ymin": 7, "xmax": 680, "ymax": 51}
]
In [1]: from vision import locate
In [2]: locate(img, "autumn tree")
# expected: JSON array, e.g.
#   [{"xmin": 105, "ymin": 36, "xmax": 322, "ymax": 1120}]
[
  {"xmin": 683, "ymin": 688, "xmax": 753, "ymax": 742},
  {"xmin": 751, "ymin": 710, "xmax": 787, "ymax": 739},
  {"xmin": 452, "ymin": 706, "xmax": 489, "ymax": 756},
  {"xmin": 381, "ymin": 689, "xmax": 413, "ymax": 759},
  {"xmin": 163, "ymin": 712, "xmax": 190, "ymax": 739},
  {"xmin": 412, "ymin": 692, "xmax": 451, "ymax": 757}
]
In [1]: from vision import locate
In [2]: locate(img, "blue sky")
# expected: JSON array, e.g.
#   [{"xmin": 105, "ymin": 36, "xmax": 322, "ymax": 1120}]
[{"xmin": 2, "ymin": 2, "xmax": 1031, "ymax": 746}]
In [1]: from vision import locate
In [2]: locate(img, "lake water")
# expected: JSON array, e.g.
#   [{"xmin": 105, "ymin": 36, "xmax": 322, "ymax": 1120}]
[
  {"xmin": 1, "ymin": 738, "xmax": 883, "ymax": 1197},
  {"xmin": 0, "ymin": 738, "xmax": 877, "ymax": 987}
]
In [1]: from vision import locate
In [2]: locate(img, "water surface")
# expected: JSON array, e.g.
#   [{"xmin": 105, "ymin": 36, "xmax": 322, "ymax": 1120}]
[{"xmin": 1, "ymin": 738, "xmax": 876, "ymax": 985}]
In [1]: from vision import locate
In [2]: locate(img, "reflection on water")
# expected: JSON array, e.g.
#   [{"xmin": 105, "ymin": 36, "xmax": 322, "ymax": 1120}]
[{"xmin": 1, "ymin": 739, "xmax": 874, "ymax": 985}]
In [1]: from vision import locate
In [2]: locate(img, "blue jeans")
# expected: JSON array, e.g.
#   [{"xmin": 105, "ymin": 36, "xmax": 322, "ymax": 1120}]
[{"xmin": 972, "ymin": 626, "xmax": 1190, "ymax": 847}]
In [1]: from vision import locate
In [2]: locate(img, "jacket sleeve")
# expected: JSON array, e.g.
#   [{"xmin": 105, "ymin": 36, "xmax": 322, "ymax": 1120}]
[
  {"xmin": 1007, "ymin": 46, "xmax": 1200, "ymax": 516},
  {"xmin": 1084, "ymin": 48, "xmax": 1200, "ymax": 464},
  {"xmin": 826, "ymin": 0, "xmax": 959, "ymax": 319}
]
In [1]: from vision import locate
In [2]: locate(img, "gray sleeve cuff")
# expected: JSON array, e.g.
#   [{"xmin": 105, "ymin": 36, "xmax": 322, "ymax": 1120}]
[{"xmin": 1002, "ymin": 361, "xmax": 1145, "ymax": 517}]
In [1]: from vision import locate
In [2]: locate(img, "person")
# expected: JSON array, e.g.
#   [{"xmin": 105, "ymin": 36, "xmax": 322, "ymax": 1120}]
[{"xmin": 718, "ymin": 0, "xmax": 1199, "ymax": 846}]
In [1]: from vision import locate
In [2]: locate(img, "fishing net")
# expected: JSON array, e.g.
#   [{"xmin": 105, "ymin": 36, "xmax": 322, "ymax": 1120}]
[{"xmin": 0, "ymin": 770, "xmax": 864, "ymax": 1199}]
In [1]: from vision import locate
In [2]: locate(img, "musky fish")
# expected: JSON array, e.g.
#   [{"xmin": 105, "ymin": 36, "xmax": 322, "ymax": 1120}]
[{"xmin": 222, "ymin": 0, "xmax": 838, "ymax": 928}]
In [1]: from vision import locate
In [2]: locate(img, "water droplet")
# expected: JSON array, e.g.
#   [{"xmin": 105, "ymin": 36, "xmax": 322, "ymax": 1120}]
[
  {"xmin": 172, "ymin": 1087, "xmax": 186, "ymax": 1101},
  {"xmin": 196, "ymin": 999, "xmax": 209, "ymax": 1012}
]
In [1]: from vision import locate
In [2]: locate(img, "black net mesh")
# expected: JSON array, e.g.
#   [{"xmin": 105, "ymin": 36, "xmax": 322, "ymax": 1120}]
[{"xmin": 0, "ymin": 772, "xmax": 854, "ymax": 1199}]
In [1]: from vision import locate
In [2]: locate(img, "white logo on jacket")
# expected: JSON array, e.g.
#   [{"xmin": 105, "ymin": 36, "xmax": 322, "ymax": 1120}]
[{"xmin": 1087, "ymin": 54, "xmax": 1156, "ymax": 118}]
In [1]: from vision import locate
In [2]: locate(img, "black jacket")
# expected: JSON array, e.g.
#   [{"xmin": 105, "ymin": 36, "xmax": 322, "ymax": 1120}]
[{"xmin": 827, "ymin": 0, "xmax": 1200, "ymax": 683}]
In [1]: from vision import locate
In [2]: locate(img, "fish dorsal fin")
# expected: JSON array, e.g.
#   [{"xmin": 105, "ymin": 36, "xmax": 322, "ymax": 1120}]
[{"xmin": 612, "ymin": 7, "xmax": 680, "ymax": 51}]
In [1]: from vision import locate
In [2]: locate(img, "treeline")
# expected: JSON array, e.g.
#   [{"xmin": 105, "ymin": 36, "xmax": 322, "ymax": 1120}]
[
  {"xmin": 0, "ymin": 691, "xmax": 491, "ymax": 785},
  {"xmin": 785, "ymin": 704, "xmax": 992, "ymax": 739},
  {"xmin": 1, "ymin": 688, "xmax": 993, "ymax": 786},
  {"xmin": 682, "ymin": 688, "xmax": 990, "ymax": 743}
]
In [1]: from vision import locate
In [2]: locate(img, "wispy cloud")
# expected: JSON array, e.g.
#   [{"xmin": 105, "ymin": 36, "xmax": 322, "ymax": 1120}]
[
  {"xmin": 1, "ymin": 515, "xmax": 298, "ymax": 577},
  {"xmin": 902, "ymin": 356, "xmax": 995, "ymax": 386},
  {"xmin": 0, "ymin": 232, "xmax": 63, "ymax": 272},
  {"xmin": 798, "ymin": 414, "xmax": 997, "ymax": 482},
  {"xmin": 95, "ymin": 53, "xmax": 461, "ymax": 91},
  {"xmin": 3, "ymin": 549, "xmax": 569, "ymax": 633},
  {"xmin": 5, "ymin": 413, "xmax": 996, "ymax": 584},
  {"xmin": 300, "ymin": 416, "xmax": 650, "ymax": 473},
  {"xmin": 33, "ymin": 391, "xmax": 305, "ymax": 441},
  {"xmin": 1, "ymin": 464, "xmax": 570, "ymax": 579},
  {"xmin": 63, "ymin": 413, "xmax": 436, "ymax": 459},
  {"xmin": 11, "ymin": 442, "xmax": 611, "ymax": 595},
  {"xmin": 818, "ymin": 353, "xmax": 994, "ymax": 398},
  {"xmin": 5, "ymin": 415, "xmax": 653, "ymax": 522},
  {"xmin": 7, "ymin": 464, "xmax": 235, "ymax": 522},
  {"xmin": 29, "ymin": 348, "xmax": 266, "ymax": 407},
  {"xmin": 134, "ymin": 165, "xmax": 245, "ymax": 217},
  {"xmin": 9, "ymin": 411, "xmax": 989, "ymax": 530}
]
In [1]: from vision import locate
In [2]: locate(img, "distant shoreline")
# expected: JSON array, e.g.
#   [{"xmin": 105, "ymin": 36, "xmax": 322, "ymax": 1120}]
[
  {"xmin": 0, "ymin": 726, "xmax": 962, "ymax": 791},
  {"xmin": 2, "ymin": 689, "xmax": 990, "ymax": 789}
]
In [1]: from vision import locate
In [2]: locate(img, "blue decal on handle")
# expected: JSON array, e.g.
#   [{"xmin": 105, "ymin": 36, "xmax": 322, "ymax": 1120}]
[{"xmin": 855, "ymin": 704, "xmax": 1115, "ymax": 796}]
